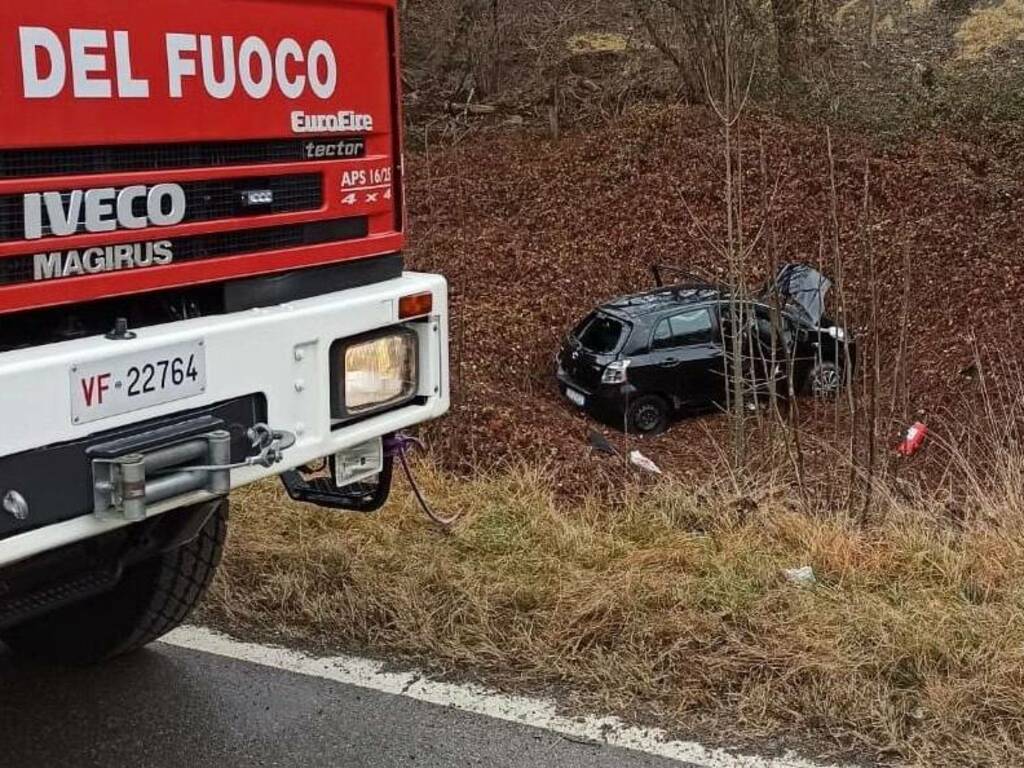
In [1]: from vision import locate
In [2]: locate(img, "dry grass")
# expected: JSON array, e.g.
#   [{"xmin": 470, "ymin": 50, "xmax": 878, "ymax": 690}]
[
  {"xmin": 203, "ymin": 446, "xmax": 1024, "ymax": 767},
  {"xmin": 566, "ymin": 32, "xmax": 631, "ymax": 54},
  {"xmin": 955, "ymin": 0, "xmax": 1024, "ymax": 59}
]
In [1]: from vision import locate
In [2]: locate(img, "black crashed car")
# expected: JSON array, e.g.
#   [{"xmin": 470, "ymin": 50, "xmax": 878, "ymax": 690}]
[{"xmin": 556, "ymin": 264, "xmax": 856, "ymax": 434}]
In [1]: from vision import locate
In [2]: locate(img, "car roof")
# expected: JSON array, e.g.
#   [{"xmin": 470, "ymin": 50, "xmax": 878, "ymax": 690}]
[{"xmin": 599, "ymin": 284, "xmax": 725, "ymax": 322}]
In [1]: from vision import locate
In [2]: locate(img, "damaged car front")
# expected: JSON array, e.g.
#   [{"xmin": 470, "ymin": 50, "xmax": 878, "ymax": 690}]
[{"xmin": 764, "ymin": 264, "xmax": 856, "ymax": 397}]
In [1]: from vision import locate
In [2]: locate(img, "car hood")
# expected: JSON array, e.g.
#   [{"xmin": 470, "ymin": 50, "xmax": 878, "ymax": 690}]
[{"xmin": 770, "ymin": 263, "xmax": 832, "ymax": 326}]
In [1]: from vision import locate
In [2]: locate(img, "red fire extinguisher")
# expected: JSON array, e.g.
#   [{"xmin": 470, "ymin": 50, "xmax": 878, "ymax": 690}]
[{"xmin": 897, "ymin": 422, "xmax": 929, "ymax": 457}]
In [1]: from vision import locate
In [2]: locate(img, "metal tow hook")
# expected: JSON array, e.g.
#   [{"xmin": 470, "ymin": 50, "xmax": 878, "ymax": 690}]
[{"xmin": 246, "ymin": 424, "xmax": 298, "ymax": 468}]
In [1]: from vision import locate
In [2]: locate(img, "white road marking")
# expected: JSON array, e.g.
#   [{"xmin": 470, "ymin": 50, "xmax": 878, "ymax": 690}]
[{"xmin": 161, "ymin": 626, "xmax": 848, "ymax": 768}]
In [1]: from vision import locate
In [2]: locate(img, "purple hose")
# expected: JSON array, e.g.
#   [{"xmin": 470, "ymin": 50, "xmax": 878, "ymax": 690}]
[{"xmin": 384, "ymin": 433, "xmax": 461, "ymax": 528}]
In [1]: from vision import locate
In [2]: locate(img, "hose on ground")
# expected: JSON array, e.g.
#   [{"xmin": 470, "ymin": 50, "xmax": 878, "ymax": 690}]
[{"xmin": 391, "ymin": 434, "xmax": 462, "ymax": 529}]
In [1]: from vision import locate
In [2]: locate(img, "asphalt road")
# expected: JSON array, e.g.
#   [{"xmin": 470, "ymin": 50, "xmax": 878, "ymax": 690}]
[{"xmin": 0, "ymin": 641, "xmax": 692, "ymax": 768}]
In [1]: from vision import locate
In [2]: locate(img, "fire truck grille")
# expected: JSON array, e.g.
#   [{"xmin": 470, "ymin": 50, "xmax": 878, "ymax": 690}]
[
  {"xmin": 0, "ymin": 138, "xmax": 365, "ymax": 179},
  {"xmin": 0, "ymin": 175, "xmax": 324, "ymax": 242},
  {"xmin": 0, "ymin": 217, "xmax": 369, "ymax": 286}
]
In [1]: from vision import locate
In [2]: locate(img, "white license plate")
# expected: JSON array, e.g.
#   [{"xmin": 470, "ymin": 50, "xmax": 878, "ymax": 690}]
[
  {"xmin": 70, "ymin": 340, "xmax": 207, "ymax": 425},
  {"xmin": 566, "ymin": 388, "xmax": 586, "ymax": 408}
]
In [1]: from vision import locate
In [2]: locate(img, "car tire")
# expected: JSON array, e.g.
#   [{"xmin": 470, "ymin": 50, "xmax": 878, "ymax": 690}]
[
  {"xmin": 2, "ymin": 499, "xmax": 227, "ymax": 665},
  {"xmin": 625, "ymin": 395, "xmax": 669, "ymax": 435},
  {"xmin": 805, "ymin": 360, "xmax": 843, "ymax": 398}
]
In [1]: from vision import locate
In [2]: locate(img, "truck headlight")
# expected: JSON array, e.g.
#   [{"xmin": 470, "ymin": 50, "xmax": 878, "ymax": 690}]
[{"xmin": 331, "ymin": 329, "xmax": 419, "ymax": 419}]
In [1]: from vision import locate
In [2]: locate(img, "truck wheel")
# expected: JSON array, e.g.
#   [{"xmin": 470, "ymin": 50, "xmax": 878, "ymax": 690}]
[
  {"xmin": 625, "ymin": 395, "xmax": 669, "ymax": 435},
  {"xmin": 2, "ymin": 499, "xmax": 227, "ymax": 665}
]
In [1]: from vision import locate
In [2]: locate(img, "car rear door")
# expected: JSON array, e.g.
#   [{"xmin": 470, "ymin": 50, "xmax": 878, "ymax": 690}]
[
  {"xmin": 633, "ymin": 308, "xmax": 722, "ymax": 406},
  {"xmin": 562, "ymin": 312, "xmax": 628, "ymax": 392}
]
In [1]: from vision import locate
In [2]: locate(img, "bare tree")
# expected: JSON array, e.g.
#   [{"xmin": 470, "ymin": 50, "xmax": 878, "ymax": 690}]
[
  {"xmin": 868, "ymin": 0, "xmax": 878, "ymax": 50},
  {"xmin": 631, "ymin": 0, "xmax": 763, "ymax": 101},
  {"xmin": 635, "ymin": 0, "xmax": 822, "ymax": 92},
  {"xmin": 771, "ymin": 0, "xmax": 801, "ymax": 82},
  {"xmin": 671, "ymin": 0, "xmax": 762, "ymax": 470}
]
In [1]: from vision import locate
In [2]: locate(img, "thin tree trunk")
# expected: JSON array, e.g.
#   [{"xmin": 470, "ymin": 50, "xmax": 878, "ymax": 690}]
[
  {"xmin": 868, "ymin": 0, "xmax": 878, "ymax": 50},
  {"xmin": 771, "ymin": 0, "xmax": 802, "ymax": 83}
]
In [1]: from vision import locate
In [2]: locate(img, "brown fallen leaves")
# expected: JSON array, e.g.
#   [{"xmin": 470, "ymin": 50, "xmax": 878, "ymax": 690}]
[{"xmin": 405, "ymin": 106, "xmax": 1024, "ymax": 494}]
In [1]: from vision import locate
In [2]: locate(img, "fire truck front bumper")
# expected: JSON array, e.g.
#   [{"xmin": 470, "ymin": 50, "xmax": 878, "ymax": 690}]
[{"xmin": 0, "ymin": 271, "xmax": 450, "ymax": 568}]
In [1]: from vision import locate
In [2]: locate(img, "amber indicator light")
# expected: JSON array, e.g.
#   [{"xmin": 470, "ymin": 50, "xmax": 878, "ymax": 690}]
[{"xmin": 399, "ymin": 292, "xmax": 433, "ymax": 319}]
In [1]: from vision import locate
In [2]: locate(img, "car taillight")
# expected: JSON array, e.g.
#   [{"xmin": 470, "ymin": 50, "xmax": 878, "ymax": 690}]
[{"xmin": 602, "ymin": 360, "xmax": 630, "ymax": 384}]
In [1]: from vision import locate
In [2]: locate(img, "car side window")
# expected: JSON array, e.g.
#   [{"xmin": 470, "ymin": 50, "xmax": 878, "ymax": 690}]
[
  {"xmin": 652, "ymin": 319, "xmax": 673, "ymax": 350},
  {"xmin": 718, "ymin": 303, "xmax": 755, "ymax": 344},
  {"xmin": 652, "ymin": 309, "xmax": 713, "ymax": 350},
  {"xmin": 754, "ymin": 307, "xmax": 776, "ymax": 341},
  {"xmin": 753, "ymin": 305, "xmax": 794, "ymax": 348}
]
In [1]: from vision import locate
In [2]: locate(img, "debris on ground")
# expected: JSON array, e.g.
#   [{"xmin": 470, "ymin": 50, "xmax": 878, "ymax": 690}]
[
  {"xmin": 897, "ymin": 422, "xmax": 929, "ymax": 457},
  {"xmin": 629, "ymin": 450, "xmax": 662, "ymax": 475},
  {"xmin": 587, "ymin": 429, "xmax": 619, "ymax": 456},
  {"xmin": 783, "ymin": 566, "xmax": 818, "ymax": 587}
]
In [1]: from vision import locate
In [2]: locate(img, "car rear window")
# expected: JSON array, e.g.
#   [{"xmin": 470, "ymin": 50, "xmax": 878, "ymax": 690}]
[{"xmin": 577, "ymin": 314, "xmax": 627, "ymax": 354}]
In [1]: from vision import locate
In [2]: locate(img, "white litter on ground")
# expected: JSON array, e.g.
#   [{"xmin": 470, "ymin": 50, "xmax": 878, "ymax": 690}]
[
  {"xmin": 629, "ymin": 450, "xmax": 663, "ymax": 475},
  {"xmin": 783, "ymin": 566, "xmax": 818, "ymax": 587}
]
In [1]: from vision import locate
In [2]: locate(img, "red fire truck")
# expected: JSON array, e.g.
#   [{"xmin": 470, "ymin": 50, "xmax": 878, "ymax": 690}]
[{"xmin": 0, "ymin": 0, "xmax": 449, "ymax": 663}]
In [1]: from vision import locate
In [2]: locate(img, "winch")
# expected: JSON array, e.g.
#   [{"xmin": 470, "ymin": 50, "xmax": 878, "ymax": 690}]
[{"xmin": 92, "ymin": 420, "xmax": 295, "ymax": 521}]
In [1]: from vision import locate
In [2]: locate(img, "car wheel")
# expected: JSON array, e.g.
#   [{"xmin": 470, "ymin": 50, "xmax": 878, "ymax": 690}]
[
  {"xmin": 625, "ymin": 395, "xmax": 669, "ymax": 435},
  {"xmin": 2, "ymin": 499, "xmax": 227, "ymax": 665},
  {"xmin": 806, "ymin": 361, "xmax": 843, "ymax": 398}
]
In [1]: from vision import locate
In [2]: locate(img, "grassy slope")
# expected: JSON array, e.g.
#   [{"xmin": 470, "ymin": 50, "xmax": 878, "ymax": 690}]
[{"xmin": 204, "ymin": 459, "xmax": 1024, "ymax": 767}]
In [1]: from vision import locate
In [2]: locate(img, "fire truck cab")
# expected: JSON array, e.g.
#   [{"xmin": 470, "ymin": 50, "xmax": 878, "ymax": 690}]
[{"xmin": 0, "ymin": 0, "xmax": 449, "ymax": 663}]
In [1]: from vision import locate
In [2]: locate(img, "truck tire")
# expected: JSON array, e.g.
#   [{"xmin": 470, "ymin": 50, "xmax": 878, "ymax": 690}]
[{"xmin": 2, "ymin": 499, "xmax": 227, "ymax": 665}]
